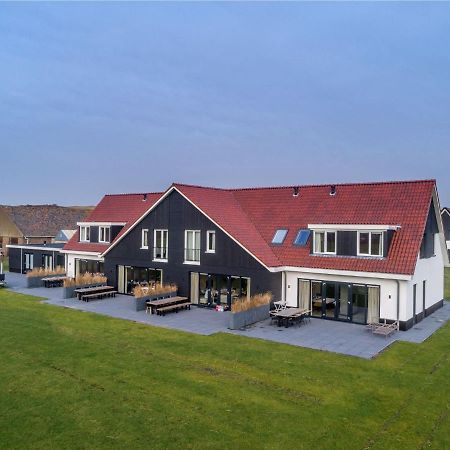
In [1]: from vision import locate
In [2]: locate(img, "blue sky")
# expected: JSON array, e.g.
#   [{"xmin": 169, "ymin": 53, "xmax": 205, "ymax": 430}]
[{"xmin": 1, "ymin": 2, "xmax": 449, "ymax": 206}]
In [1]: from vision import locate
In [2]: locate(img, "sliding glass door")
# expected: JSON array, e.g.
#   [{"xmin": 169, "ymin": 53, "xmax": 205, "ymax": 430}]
[
  {"xmin": 192, "ymin": 272, "xmax": 250, "ymax": 308},
  {"xmin": 301, "ymin": 279, "xmax": 377, "ymax": 324}
]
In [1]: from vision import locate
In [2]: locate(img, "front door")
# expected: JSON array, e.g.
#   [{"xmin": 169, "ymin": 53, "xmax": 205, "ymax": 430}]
[{"xmin": 413, "ymin": 284, "xmax": 417, "ymax": 324}]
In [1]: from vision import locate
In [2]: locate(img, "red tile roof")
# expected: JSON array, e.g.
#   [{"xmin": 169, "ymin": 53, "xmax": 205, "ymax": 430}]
[
  {"xmin": 63, "ymin": 193, "xmax": 162, "ymax": 254},
  {"xmin": 174, "ymin": 180, "xmax": 436, "ymax": 275}
]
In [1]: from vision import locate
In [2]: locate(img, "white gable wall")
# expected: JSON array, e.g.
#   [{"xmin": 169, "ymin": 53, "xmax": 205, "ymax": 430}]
[{"xmin": 408, "ymin": 233, "xmax": 445, "ymax": 318}]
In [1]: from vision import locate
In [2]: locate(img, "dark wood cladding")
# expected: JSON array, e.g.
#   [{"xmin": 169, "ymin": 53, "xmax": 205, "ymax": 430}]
[
  {"xmin": 420, "ymin": 202, "xmax": 438, "ymax": 259},
  {"xmin": 104, "ymin": 191, "xmax": 281, "ymax": 299}
]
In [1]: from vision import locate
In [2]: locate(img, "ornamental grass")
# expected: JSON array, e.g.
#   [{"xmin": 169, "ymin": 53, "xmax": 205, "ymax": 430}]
[
  {"xmin": 63, "ymin": 272, "xmax": 107, "ymax": 288},
  {"xmin": 231, "ymin": 291, "xmax": 273, "ymax": 313},
  {"xmin": 133, "ymin": 283, "xmax": 177, "ymax": 299},
  {"xmin": 26, "ymin": 266, "xmax": 66, "ymax": 277}
]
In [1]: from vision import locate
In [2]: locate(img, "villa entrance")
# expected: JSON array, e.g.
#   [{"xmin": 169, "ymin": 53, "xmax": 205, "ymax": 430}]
[{"xmin": 299, "ymin": 279, "xmax": 380, "ymax": 325}]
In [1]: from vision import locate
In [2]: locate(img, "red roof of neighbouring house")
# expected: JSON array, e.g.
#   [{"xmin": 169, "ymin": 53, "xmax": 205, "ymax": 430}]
[
  {"xmin": 62, "ymin": 193, "xmax": 162, "ymax": 254},
  {"xmin": 172, "ymin": 179, "xmax": 436, "ymax": 275}
]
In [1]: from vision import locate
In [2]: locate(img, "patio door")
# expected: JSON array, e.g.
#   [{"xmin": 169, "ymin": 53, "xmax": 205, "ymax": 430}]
[
  {"xmin": 118, "ymin": 265, "xmax": 125, "ymax": 294},
  {"xmin": 336, "ymin": 284, "xmax": 351, "ymax": 321},
  {"xmin": 43, "ymin": 255, "xmax": 53, "ymax": 271},
  {"xmin": 24, "ymin": 253, "xmax": 34, "ymax": 272},
  {"xmin": 190, "ymin": 272, "xmax": 199, "ymax": 305}
]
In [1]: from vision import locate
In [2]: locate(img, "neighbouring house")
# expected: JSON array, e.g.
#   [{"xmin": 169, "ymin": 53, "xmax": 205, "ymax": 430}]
[
  {"xmin": 7, "ymin": 243, "xmax": 66, "ymax": 273},
  {"xmin": 441, "ymin": 207, "xmax": 450, "ymax": 259},
  {"xmin": 54, "ymin": 229, "xmax": 76, "ymax": 243},
  {"xmin": 7, "ymin": 228, "xmax": 76, "ymax": 273},
  {"xmin": 60, "ymin": 193, "xmax": 163, "ymax": 279},
  {"xmin": 61, "ymin": 179, "xmax": 448, "ymax": 331},
  {"xmin": 0, "ymin": 204, "xmax": 92, "ymax": 256}
]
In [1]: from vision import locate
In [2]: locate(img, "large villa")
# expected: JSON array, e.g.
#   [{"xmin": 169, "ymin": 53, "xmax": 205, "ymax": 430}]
[{"xmin": 7, "ymin": 179, "xmax": 449, "ymax": 333}]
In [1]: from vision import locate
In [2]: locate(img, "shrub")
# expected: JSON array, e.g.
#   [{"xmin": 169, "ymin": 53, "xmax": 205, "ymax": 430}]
[
  {"xmin": 26, "ymin": 266, "xmax": 65, "ymax": 278},
  {"xmin": 63, "ymin": 272, "xmax": 107, "ymax": 287},
  {"xmin": 133, "ymin": 283, "xmax": 177, "ymax": 298},
  {"xmin": 231, "ymin": 291, "xmax": 272, "ymax": 313}
]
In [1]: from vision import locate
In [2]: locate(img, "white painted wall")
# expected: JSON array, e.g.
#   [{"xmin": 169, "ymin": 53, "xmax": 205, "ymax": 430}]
[
  {"xmin": 65, "ymin": 253, "xmax": 103, "ymax": 278},
  {"xmin": 284, "ymin": 271, "xmax": 407, "ymax": 322},
  {"xmin": 408, "ymin": 233, "xmax": 445, "ymax": 317}
]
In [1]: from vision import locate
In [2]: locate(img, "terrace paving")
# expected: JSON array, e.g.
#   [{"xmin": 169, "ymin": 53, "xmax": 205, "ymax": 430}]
[{"xmin": 4, "ymin": 272, "xmax": 450, "ymax": 359}]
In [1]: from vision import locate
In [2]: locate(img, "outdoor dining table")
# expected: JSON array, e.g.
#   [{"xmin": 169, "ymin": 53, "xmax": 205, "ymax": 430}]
[
  {"xmin": 146, "ymin": 296, "xmax": 189, "ymax": 315},
  {"xmin": 42, "ymin": 276, "xmax": 68, "ymax": 288},
  {"xmin": 272, "ymin": 307, "xmax": 310, "ymax": 328},
  {"xmin": 73, "ymin": 285, "xmax": 115, "ymax": 300}
]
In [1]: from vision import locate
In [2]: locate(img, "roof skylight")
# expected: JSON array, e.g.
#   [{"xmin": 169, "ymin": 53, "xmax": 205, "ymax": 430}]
[
  {"xmin": 294, "ymin": 229, "xmax": 311, "ymax": 246},
  {"xmin": 271, "ymin": 229, "xmax": 288, "ymax": 245}
]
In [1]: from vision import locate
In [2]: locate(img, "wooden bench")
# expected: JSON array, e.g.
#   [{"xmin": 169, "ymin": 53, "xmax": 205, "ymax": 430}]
[
  {"xmin": 81, "ymin": 291, "xmax": 117, "ymax": 302},
  {"xmin": 156, "ymin": 302, "xmax": 191, "ymax": 316}
]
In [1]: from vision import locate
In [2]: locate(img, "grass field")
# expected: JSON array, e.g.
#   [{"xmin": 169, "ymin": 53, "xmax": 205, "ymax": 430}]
[
  {"xmin": 0, "ymin": 290, "xmax": 449, "ymax": 450},
  {"xmin": 445, "ymin": 267, "xmax": 450, "ymax": 300}
]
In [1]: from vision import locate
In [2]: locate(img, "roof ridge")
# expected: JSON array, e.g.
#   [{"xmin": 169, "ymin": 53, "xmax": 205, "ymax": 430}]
[
  {"xmin": 172, "ymin": 179, "xmax": 436, "ymax": 193},
  {"xmin": 103, "ymin": 191, "xmax": 164, "ymax": 197}
]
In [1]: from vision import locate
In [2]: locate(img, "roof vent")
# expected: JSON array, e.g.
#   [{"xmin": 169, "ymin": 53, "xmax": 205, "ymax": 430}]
[
  {"xmin": 143, "ymin": 193, "xmax": 147, "ymax": 201},
  {"xmin": 293, "ymin": 186, "xmax": 299, "ymax": 197},
  {"xmin": 330, "ymin": 185, "xmax": 336, "ymax": 196}
]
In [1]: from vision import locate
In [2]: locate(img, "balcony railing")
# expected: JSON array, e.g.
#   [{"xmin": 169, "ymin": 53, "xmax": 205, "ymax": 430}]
[{"xmin": 184, "ymin": 248, "xmax": 200, "ymax": 263}]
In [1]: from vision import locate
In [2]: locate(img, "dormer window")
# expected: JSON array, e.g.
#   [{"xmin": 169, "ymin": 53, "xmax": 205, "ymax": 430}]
[
  {"xmin": 272, "ymin": 229, "xmax": 288, "ymax": 245},
  {"xmin": 313, "ymin": 230, "xmax": 336, "ymax": 254},
  {"xmin": 99, "ymin": 226, "xmax": 110, "ymax": 243},
  {"xmin": 358, "ymin": 231, "xmax": 383, "ymax": 257},
  {"xmin": 80, "ymin": 226, "xmax": 90, "ymax": 242}
]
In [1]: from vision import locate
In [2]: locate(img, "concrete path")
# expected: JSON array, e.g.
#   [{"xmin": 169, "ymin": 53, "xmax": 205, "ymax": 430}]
[{"xmin": 3, "ymin": 271, "xmax": 450, "ymax": 359}]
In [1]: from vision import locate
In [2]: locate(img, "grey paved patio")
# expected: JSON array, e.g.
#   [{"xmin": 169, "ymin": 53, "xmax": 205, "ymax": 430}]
[{"xmin": 4, "ymin": 271, "xmax": 450, "ymax": 359}]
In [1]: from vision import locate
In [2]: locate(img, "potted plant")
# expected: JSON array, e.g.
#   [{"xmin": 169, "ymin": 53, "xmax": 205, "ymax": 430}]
[
  {"xmin": 62, "ymin": 273, "xmax": 107, "ymax": 298},
  {"xmin": 133, "ymin": 283, "xmax": 178, "ymax": 311},
  {"xmin": 229, "ymin": 292, "xmax": 272, "ymax": 330},
  {"xmin": 26, "ymin": 266, "xmax": 66, "ymax": 288}
]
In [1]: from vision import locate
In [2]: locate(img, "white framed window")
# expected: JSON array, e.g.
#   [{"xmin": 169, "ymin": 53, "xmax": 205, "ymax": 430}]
[
  {"xmin": 184, "ymin": 230, "xmax": 201, "ymax": 264},
  {"xmin": 153, "ymin": 229, "xmax": 168, "ymax": 261},
  {"xmin": 141, "ymin": 229, "xmax": 149, "ymax": 249},
  {"xmin": 357, "ymin": 231, "xmax": 383, "ymax": 257},
  {"xmin": 313, "ymin": 230, "xmax": 336, "ymax": 254},
  {"xmin": 206, "ymin": 230, "xmax": 216, "ymax": 253},
  {"xmin": 80, "ymin": 226, "xmax": 90, "ymax": 242},
  {"xmin": 99, "ymin": 226, "xmax": 110, "ymax": 243}
]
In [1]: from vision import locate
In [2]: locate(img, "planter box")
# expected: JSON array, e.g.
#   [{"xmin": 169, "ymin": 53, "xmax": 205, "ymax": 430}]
[
  {"xmin": 62, "ymin": 283, "xmax": 106, "ymax": 299},
  {"xmin": 134, "ymin": 290, "xmax": 177, "ymax": 311},
  {"xmin": 26, "ymin": 273, "xmax": 67, "ymax": 289},
  {"xmin": 228, "ymin": 303, "xmax": 270, "ymax": 330}
]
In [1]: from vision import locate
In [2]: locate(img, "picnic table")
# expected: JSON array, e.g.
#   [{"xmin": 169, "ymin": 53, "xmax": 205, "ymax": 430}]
[
  {"xmin": 271, "ymin": 307, "xmax": 311, "ymax": 328},
  {"xmin": 146, "ymin": 296, "xmax": 191, "ymax": 316},
  {"xmin": 42, "ymin": 275, "xmax": 68, "ymax": 288},
  {"xmin": 73, "ymin": 285, "xmax": 117, "ymax": 301}
]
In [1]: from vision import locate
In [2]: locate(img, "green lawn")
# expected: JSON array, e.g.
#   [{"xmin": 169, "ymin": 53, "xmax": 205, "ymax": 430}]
[
  {"xmin": 445, "ymin": 267, "xmax": 450, "ymax": 300},
  {"xmin": 0, "ymin": 291, "xmax": 449, "ymax": 450}
]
